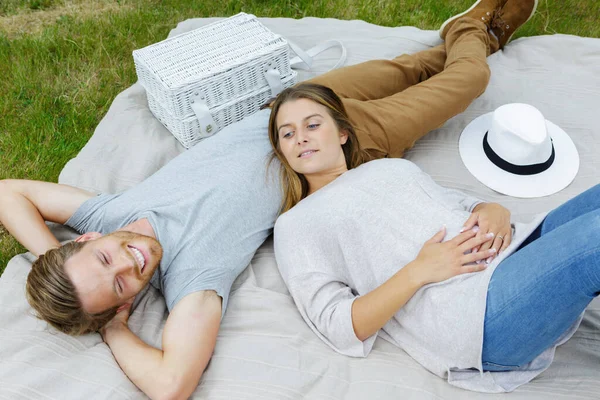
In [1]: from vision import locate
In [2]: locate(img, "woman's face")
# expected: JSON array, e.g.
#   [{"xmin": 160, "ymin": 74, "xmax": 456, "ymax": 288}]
[{"xmin": 275, "ymin": 98, "xmax": 348, "ymax": 176}]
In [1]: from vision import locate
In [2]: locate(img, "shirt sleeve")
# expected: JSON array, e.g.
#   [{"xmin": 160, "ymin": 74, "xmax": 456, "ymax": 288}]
[
  {"xmin": 160, "ymin": 261, "xmax": 235, "ymax": 319},
  {"xmin": 64, "ymin": 193, "xmax": 120, "ymax": 234},
  {"xmin": 287, "ymin": 273, "xmax": 377, "ymax": 358},
  {"xmin": 274, "ymin": 215, "xmax": 377, "ymax": 358}
]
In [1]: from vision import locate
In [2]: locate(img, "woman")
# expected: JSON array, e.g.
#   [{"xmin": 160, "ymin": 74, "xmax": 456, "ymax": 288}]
[{"xmin": 267, "ymin": 82, "xmax": 599, "ymax": 393}]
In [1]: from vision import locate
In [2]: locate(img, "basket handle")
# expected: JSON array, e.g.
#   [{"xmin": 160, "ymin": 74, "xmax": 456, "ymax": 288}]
[{"xmin": 289, "ymin": 40, "xmax": 347, "ymax": 72}]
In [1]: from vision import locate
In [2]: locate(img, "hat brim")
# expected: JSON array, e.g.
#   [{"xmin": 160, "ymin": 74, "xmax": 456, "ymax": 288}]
[{"xmin": 459, "ymin": 112, "xmax": 579, "ymax": 198}]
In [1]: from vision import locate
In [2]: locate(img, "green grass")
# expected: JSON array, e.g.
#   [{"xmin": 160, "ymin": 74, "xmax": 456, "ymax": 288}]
[{"xmin": 1, "ymin": 0, "xmax": 599, "ymax": 274}]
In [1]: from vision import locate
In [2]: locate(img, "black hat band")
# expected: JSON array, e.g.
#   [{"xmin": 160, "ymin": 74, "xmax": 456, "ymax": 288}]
[{"xmin": 482, "ymin": 132, "xmax": 555, "ymax": 176}]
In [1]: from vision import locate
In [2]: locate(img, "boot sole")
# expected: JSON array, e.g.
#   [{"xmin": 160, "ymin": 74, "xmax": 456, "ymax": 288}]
[{"xmin": 439, "ymin": 0, "xmax": 484, "ymax": 38}]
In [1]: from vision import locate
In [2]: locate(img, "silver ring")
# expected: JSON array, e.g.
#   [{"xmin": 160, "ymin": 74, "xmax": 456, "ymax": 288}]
[{"xmin": 497, "ymin": 235, "xmax": 505, "ymax": 240}]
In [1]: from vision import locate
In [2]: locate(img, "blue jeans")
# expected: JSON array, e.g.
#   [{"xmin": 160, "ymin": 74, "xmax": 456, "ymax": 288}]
[{"xmin": 481, "ymin": 184, "xmax": 600, "ymax": 371}]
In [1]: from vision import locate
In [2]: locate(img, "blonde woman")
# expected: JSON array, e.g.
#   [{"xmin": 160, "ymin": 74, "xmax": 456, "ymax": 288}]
[{"xmin": 267, "ymin": 82, "xmax": 599, "ymax": 392}]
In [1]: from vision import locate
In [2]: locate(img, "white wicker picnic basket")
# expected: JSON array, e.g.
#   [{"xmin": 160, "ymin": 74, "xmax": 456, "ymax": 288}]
[{"xmin": 133, "ymin": 13, "xmax": 298, "ymax": 148}]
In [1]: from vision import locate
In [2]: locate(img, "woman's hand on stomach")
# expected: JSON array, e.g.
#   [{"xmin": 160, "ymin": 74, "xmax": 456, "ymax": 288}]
[
  {"xmin": 462, "ymin": 202, "xmax": 512, "ymax": 259},
  {"xmin": 407, "ymin": 226, "xmax": 496, "ymax": 286}
]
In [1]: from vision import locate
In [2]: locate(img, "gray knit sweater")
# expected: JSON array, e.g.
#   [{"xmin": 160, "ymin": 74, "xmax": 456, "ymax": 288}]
[{"xmin": 274, "ymin": 158, "xmax": 580, "ymax": 393}]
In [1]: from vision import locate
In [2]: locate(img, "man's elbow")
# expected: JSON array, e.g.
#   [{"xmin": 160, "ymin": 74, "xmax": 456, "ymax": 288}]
[{"xmin": 0, "ymin": 180, "xmax": 26, "ymax": 207}]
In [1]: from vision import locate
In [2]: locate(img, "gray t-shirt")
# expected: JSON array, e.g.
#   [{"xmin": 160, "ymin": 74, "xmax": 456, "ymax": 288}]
[{"xmin": 66, "ymin": 109, "xmax": 281, "ymax": 315}]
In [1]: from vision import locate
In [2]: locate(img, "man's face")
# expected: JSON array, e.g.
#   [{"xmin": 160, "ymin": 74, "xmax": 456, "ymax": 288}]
[{"xmin": 65, "ymin": 231, "xmax": 163, "ymax": 314}]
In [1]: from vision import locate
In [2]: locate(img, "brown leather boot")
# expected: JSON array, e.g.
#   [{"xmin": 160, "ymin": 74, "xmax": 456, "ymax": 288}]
[
  {"xmin": 439, "ymin": 0, "xmax": 508, "ymax": 40},
  {"xmin": 490, "ymin": 0, "xmax": 539, "ymax": 48}
]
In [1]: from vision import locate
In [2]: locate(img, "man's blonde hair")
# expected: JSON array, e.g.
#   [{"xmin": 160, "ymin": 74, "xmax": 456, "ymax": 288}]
[{"xmin": 26, "ymin": 241, "xmax": 118, "ymax": 335}]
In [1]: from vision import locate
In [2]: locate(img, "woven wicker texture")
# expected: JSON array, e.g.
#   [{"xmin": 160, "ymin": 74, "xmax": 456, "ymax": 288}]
[
  {"xmin": 133, "ymin": 13, "xmax": 296, "ymax": 119},
  {"xmin": 148, "ymin": 72, "xmax": 297, "ymax": 148}
]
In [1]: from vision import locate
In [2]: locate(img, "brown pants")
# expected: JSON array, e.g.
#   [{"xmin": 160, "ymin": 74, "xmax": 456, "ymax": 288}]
[{"xmin": 307, "ymin": 18, "xmax": 495, "ymax": 159}]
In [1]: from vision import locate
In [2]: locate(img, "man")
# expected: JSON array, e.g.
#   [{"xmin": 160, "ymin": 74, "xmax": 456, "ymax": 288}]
[{"xmin": 0, "ymin": 1, "xmax": 536, "ymax": 399}]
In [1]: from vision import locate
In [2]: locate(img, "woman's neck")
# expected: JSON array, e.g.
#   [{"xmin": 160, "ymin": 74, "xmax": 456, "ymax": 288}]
[{"xmin": 306, "ymin": 164, "xmax": 348, "ymax": 195}]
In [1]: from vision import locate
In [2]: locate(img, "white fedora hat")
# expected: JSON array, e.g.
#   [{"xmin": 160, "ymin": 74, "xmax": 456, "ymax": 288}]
[{"xmin": 459, "ymin": 103, "xmax": 579, "ymax": 198}]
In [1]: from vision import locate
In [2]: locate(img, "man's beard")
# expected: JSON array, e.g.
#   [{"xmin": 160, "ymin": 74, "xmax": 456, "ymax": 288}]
[{"xmin": 107, "ymin": 230, "xmax": 164, "ymax": 275}]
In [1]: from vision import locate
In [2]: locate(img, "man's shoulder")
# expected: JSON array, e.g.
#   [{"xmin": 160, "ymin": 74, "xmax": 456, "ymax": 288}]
[
  {"xmin": 167, "ymin": 290, "xmax": 223, "ymax": 317},
  {"xmin": 64, "ymin": 192, "xmax": 119, "ymax": 232},
  {"xmin": 200, "ymin": 108, "xmax": 271, "ymax": 145}
]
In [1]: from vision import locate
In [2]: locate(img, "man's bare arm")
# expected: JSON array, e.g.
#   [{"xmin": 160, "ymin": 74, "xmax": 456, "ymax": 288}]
[
  {"xmin": 0, "ymin": 179, "xmax": 95, "ymax": 256},
  {"xmin": 101, "ymin": 291, "xmax": 222, "ymax": 400}
]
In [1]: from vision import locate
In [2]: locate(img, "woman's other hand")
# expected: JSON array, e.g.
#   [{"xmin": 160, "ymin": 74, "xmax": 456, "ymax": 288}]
[
  {"xmin": 462, "ymin": 203, "xmax": 511, "ymax": 260},
  {"xmin": 408, "ymin": 226, "xmax": 496, "ymax": 286}
]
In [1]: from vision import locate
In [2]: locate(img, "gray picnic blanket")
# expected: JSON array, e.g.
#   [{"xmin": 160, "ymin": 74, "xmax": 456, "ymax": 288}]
[{"xmin": 1, "ymin": 16, "xmax": 599, "ymax": 399}]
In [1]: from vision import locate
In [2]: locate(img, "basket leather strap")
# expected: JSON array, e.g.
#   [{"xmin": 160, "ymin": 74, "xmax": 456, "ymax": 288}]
[
  {"xmin": 289, "ymin": 40, "xmax": 347, "ymax": 72},
  {"xmin": 190, "ymin": 92, "xmax": 218, "ymax": 138},
  {"xmin": 264, "ymin": 67, "xmax": 284, "ymax": 97}
]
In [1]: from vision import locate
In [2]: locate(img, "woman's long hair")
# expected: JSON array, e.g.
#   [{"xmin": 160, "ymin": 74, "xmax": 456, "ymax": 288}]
[{"xmin": 267, "ymin": 83, "xmax": 371, "ymax": 213}]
